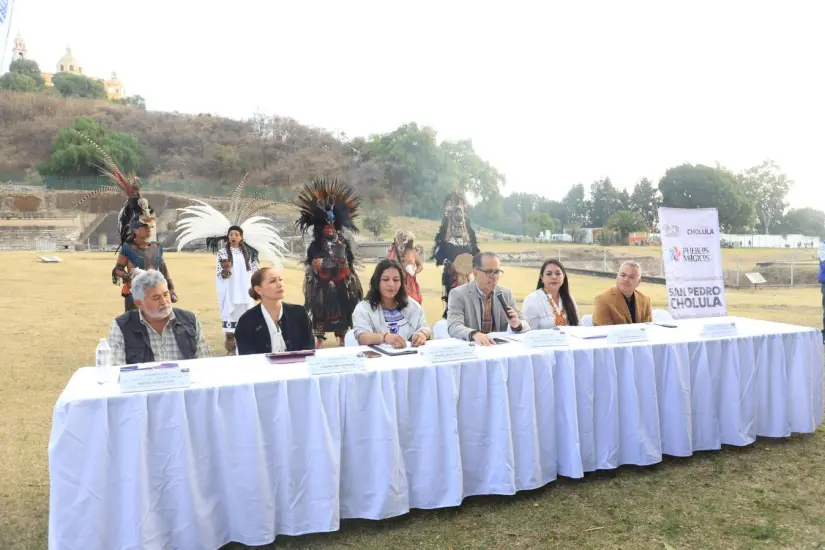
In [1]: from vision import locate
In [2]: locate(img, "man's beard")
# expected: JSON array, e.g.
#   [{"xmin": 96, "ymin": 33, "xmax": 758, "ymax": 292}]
[{"xmin": 145, "ymin": 306, "xmax": 171, "ymax": 320}]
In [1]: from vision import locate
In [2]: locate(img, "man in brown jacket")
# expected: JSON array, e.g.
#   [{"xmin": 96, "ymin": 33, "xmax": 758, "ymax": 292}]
[{"xmin": 593, "ymin": 261, "xmax": 653, "ymax": 326}]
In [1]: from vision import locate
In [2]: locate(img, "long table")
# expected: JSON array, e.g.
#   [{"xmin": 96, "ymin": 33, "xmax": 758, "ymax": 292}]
[{"xmin": 48, "ymin": 317, "xmax": 824, "ymax": 550}]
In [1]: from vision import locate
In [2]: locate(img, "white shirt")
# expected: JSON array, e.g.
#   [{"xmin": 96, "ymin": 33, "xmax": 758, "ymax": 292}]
[
  {"xmin": 522, "ymin": 288, "xmax": 579, "ymax": 330},
  {"xmin": 260, "ymin": 304, "xmax": 286, "ymax": 353}
]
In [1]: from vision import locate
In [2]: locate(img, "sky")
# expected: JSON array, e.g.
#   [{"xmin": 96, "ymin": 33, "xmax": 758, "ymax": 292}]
[{"xmin": 3, "ymin": 0, "xmax": 824, "ymax": 208}]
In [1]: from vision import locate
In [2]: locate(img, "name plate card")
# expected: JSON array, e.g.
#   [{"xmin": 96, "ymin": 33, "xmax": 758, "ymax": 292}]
[
  {"xmin": 119, "ymin": 364, "xmax": 191, "ymax": 394},
  {"xmin": 523, "ymin": 328, "xmax": 570, "ymax": 348},
  {"xmin": 607, "ymin": 325, "xmax": 650, "ymax": 345},
  {"xmin": 700, "ymin": 321, "xmax": 738, "ymax": 338},
  {"xmin": 422, "ymin": 340, "xmax": 478, "ymax": 364},
  {"xmin": 306, "ymin": 353, "xmax": 366, "ymax": 375}
]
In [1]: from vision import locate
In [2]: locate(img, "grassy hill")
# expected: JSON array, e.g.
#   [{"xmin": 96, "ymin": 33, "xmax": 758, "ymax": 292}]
[{"xmin": 0, "ymin": 91, "xmax": 353, "ymax": 188}]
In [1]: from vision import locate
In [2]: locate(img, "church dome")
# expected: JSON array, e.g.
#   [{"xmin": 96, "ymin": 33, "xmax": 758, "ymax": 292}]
[{"xmin": 57, "ymin": 47, "xmax": 82, "ymax": 74}]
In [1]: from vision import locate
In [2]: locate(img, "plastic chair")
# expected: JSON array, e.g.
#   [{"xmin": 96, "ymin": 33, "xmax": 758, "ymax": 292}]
[
  {"xmin": 344, "ymin": 330, "xmax": 359, "ymax": 347},
  {"xmin": 653, "ymin": 309, "xmax": 674, "ymax": 323},
  {"xmin": 581, "ymin": 314, "xmax": 594, "ymax": 327},
  {"xmin": 433, "ymin": 319, "xmax": 450, "ymax": 339}
]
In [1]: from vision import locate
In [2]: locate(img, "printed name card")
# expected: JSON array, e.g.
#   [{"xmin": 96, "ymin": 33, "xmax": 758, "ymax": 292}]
[
  {"xmin": 119, "ymin": 364, "xmax": 191, "ymax": 394},
  {"xmin": 306, "ymin": 353, "xmax": 366, "ymax": 375},
  {"xmin": 700, "ymin": 321, "xmax": 738, "ymax": 338},
  {"xmin": 422, "ymin": 340, "xmax": 478, "ymax": 364},
  {"xmin": 607, "ymin": 325, "xmax": 650, "ymax": 345},
  {"xmin": 523, "ymin": 328, "xmax": 570, "ymax": 348}
]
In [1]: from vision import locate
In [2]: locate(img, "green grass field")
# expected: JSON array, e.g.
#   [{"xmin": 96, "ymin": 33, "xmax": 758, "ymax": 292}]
[{"xmin": 1, "ymin": 250, "xmax": 823, "ymax": 549}]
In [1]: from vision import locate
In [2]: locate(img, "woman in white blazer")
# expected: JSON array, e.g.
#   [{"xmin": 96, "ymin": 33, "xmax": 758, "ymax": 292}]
[
  {"xmin": 522, "ymin": 259, "xmax": 580, "ymax": 328},
  {"xmin": 352, "ymin": 259, "xmax": 432, "ymax": 348}
]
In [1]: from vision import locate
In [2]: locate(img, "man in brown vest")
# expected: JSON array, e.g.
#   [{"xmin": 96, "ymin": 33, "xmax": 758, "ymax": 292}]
[{"xmin": 592, "ymin": 261, "xmax": 653, "ymax": 326}]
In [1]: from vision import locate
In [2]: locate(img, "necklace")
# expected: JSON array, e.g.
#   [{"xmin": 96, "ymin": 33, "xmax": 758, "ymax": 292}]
[{"xmin": 545, "ymin": 292, "xmax": 567, "ymax": 326}]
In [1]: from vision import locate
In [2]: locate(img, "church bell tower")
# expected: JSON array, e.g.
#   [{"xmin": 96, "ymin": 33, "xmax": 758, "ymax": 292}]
[{"xmin": 12, "ymin": 33, "xmax": 27, "ymax": 62}]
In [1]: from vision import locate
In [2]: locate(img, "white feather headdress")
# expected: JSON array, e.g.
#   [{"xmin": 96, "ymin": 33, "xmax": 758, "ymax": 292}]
[{"xmin": 175, "ymin": 174, "xmax": 286, "ymax": 268}]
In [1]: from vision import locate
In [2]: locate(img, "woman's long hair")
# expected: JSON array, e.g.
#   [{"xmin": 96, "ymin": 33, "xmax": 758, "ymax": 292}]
[
  {"xmin": 224, "ymin": 226, "xmax": 252, "ymax": 271},
  {"xmin": 535, "ymin": 259, "xmax": 579, "ymax": 326},
  {"xmin": 366, "ymin": 259, "xmax": 408, "ymax": 311}
]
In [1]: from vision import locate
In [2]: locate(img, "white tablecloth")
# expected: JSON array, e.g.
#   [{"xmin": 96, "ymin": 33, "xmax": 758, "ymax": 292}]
[{"xmin": 48, "ymin": 317, "xmax": 824, "ymax": 550}]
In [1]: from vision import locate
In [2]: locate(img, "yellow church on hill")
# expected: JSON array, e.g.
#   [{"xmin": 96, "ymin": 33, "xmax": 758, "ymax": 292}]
[{"xmin": 11, "ymin": 34, "xmax": 125, "ymax": 100}]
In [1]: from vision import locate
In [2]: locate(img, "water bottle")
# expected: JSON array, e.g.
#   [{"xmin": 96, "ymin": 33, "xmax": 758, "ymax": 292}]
[{"xmin": 95, "ymin": 338, "xmax": 113, "ymax": 384}]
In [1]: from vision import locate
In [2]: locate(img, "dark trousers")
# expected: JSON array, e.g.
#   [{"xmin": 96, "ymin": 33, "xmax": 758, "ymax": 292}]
[{"xmin": 124, "ymin": 294, "xmax": 136, "ymax": 312}]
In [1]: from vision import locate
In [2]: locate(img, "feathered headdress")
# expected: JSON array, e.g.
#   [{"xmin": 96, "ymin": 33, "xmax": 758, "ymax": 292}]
[
  {"xmin": 72, "ymin": 130, "xmax": 155, "ymax": 251},
  {"xmin": 295, "ymin": 178, "xmax": 361, "ymax": 238},
  {"xmin": 174, "ymin": 173, "xmax": 286, "ymax": 267}
]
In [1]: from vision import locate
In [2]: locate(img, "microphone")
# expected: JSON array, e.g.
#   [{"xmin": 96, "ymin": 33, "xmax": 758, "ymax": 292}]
[{"xmin": 496, "ymin": 291, "xmax": 514, "ymax": 318}]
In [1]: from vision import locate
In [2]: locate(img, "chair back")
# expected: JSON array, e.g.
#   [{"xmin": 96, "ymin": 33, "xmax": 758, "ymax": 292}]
[
  {"xmin": 344, "ymin": 330, "xmax": 359, "ymax": 347},
  {"xmin": 433, "ymin": 319, "xmax": 450, "ymax": 339},
  {"xmin": 653, "ymin": 309, "xmax": 674, "ymax": 323}
]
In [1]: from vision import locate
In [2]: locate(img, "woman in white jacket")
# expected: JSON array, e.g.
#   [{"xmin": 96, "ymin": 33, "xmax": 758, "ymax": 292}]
[
  {"xmin": 522, "ymin": 259, "xmax": 580, "ymax": 328},
  {"xmin": 352, "ymin": 259, "xmax": 433, "ymax": 348}
]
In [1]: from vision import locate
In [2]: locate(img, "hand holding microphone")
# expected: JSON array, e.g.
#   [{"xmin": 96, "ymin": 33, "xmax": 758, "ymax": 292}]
[{"xmin": 496, "ymin": 292, "xmax": 521, "ymax": 329}]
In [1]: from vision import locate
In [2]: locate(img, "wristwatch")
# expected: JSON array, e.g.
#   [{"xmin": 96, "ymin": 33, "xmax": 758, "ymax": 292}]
[{"xmin": 468, "ymin": 330, "xmax": 478, "ymax": 341}]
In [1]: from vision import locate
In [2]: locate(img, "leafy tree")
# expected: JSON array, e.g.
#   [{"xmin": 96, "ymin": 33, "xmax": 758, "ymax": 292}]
[
  {"xmin": 0, "ymin": 72, "xmax": 37, "ymax": 92},
  {"xmin": 658, "ymin": 163, "xmax": 754, "ymax": 232},
  {"xmin": 618, "ymin": 189, "xmax": 632, "ymax": 211},
  {"xmin": 629, "ymin": 177, "xmax": 661, "ymax": 229},
  {"xmin": 525, "ymin": 211, "xmax": 558, "ymax": 237},
  {"xmin": 363, "ymin": 209, "xmax": 390, "ymax": 238},
  {"xmin": 115, "ymin": 95, "xmax": 147, "ymax": 109},
  {"xmin": 38, "ymin": 117, "xmax": 145, "ymax": 176},
  {"xmin": 588, "ymin": 177, "xmax": 622, "ymax": 227},
  {"xmin": 52, "ymin": 72, "xmax": 107, "ymax": 100},
  {"xmin": 363, "ymin": 123, "xmax": 445, "ymax": 214},
  {"xmin": 566, "ymin": 221, "xmax": 586, "ymax": 243},
  {"xmin": 8, "ymin": 59, "xmax": 46, "ymax": 88},
  {"xmin": 738, "ymin": 159, "xmax": 792, "ymax": 234},
  {"xmin": 440, "ymin": 139, "xmax": 506, "ymax": 200},
  {"xmin": 561, "ymin": 183, "xmax": 588, "ymax": 225},
  {"xmin": 778, "ymin": 208, "xmax": 825, "ymax": 238},
  {"xmin": 355, "ymin": 123, "xmax": 506, "ymax": 218},
  {"xmin": 606, "ymin": 210, "xmax": 647, "ymax": 244}
]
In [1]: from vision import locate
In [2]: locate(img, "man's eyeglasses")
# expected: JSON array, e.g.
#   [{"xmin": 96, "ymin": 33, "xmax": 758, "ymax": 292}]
[{"xmin": 478, "ymin": 269, "xmax": 504, "ymax": 278}]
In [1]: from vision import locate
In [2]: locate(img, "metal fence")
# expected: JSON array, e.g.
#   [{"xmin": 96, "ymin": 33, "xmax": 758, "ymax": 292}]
[
  {"xmin": 41, "ymin": 176, "xmax": 296, "ymax": 201},
  {"xmin": 496, "ymin": 247, "xmax": 820, "ymax": 289}
]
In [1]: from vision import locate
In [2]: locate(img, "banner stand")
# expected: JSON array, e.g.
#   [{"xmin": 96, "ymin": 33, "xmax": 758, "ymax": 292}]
[{"xmin": 657, "ymin": 207, "xmax": 728, "ymax": 319}]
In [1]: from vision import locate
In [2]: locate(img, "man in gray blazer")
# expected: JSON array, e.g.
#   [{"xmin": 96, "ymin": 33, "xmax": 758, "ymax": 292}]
[{"xmin": 447, "ymin": 252, "xmax": 530, "ymax": 345}]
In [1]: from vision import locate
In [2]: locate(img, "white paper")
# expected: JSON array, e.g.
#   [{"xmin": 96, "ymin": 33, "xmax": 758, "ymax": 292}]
[
  {"xmin": 421, "ymin": 341, "xmax": 477, "ymax": 363},
  {"xmin": 306, "ymin": 353, "xmax": 366, "ymax": 375},
  {"xmin": 374, "ymin": 341, "xmax": 411, "ymax": 353},
  {"xmin": 119, "ymin": 367, "xmax": 191, "ymax": 394},
  {"xmin": 700, "ymin": 321, "xmax": 738, "ymax": 338},
  {"xmin": 606, "ymin": 325, "xmax": 650, "ymax": 345},
  {"xmin": 523, "ymin": 329, "xmax": 570, "ymax": 348}
]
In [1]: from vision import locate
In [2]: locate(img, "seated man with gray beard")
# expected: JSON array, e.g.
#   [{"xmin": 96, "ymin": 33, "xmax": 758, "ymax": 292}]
[{"xmin": 107, "ymin": 269, "xmax": 211, "ymax": 365}]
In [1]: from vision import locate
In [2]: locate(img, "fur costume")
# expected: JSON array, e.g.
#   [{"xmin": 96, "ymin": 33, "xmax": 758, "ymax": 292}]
[
  {"xmin": 431, "ymin": 191, "xmax": 480, "ymax": 316},
  {"xmin": 295, "ymin": 178, "xmax": 363, "ymax": 348}
]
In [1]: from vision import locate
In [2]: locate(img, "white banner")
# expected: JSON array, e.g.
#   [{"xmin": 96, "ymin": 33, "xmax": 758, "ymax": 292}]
[{"xmin": 657, "ymin": 207, "xmax": 727, "ymax": 319}]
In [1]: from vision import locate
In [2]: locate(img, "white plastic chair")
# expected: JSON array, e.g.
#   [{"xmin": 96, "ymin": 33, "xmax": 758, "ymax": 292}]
[
  {"xmin": 653, "ymin": 309, "xmax": 674, "ymax": 323},
  {"xmin": 433, "ymin": 319, "xmax": 450, "ymax": 339},
  {"xmin": 581, "ymin": 314, "xmax": 594, "ymax": 327},
  {"xmin": 344, "ymin": 330, "xmax": 359, "ymax": 347}
]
